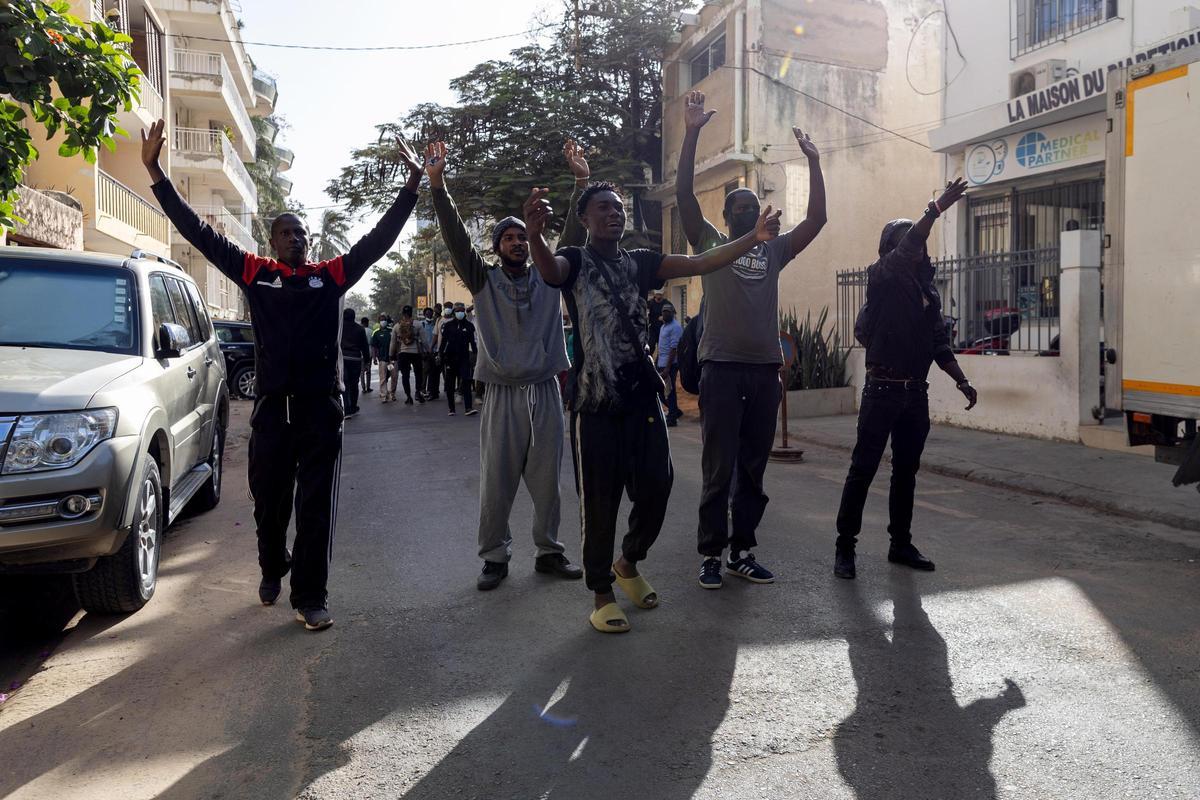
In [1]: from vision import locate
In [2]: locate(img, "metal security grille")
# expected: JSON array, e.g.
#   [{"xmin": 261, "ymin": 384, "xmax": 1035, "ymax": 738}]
[
  {"xmin": 836, "ymin": 248, "xmax": 1061, "ymax": 356},
  {"xmin": 967, "ymin": 178, "xmax": 1104, "ymax": 254},
  {"xmin": 1012, "ymin": 0, "xmax": 1118, "ymax": 57}
]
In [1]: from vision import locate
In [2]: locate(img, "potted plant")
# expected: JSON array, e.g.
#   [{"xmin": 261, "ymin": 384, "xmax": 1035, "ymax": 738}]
[{"xmin": 779, "ymin": 306, "xmax": 856, "ymax": 418}]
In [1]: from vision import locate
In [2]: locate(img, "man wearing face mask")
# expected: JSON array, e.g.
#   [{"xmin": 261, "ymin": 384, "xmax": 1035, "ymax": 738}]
[
  {"xmin": 426, "ymin": 140, "xmax": 586, "ymax": 590},
  {"xmin": 439, "ymin": 303, "xmax": 478, "ymax": 416},
  {"xmin": 834, "ymin": 178, "xmax": 977, "ymax": 580},
  {"xmin": 677, "ymin": 91, "xmax": 828, "ymax": 590},
  {"xmin": 141, "ymin": 119, "xmax": 424, "ymax": 631},
  {"xmin": 418, "ymin": 306, "xmax": 437, "ymax": 401}
]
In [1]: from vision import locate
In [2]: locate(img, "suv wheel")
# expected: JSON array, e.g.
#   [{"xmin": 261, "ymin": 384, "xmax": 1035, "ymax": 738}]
[
  {"xmin": 233, "ymin": 364, "xmax": 256, "ymax": 399},
  {"xmin": 74, "ymin": 458, "xmax": 163, "ymax": 614},
  {"xmin": 191, "ymin": 422, "xmax": 224, "ymax": 512}
]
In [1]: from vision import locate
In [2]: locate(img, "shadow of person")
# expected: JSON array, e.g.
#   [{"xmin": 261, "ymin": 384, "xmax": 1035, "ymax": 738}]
[
  {"xmin": 395, "ymin": 613, "xmax": 742, "ymax": 800},
  {"xmin": 834, "ymin": 570, "xmax": 1026, "ymax": 800}
]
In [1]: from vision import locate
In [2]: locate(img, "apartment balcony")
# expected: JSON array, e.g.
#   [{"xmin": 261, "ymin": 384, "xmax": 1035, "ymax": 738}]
[
  {"xmin": 9, "ymin": 185, "xmax": 84, "ymax": 250},
  {"xmin": 91, "ymin": 168, "xmax": 170, "ymax": 254},
  {"xmin": 273, "ymin": 173, "xmax": 293, "ymax": 195},
  {"xmin": 260, "ymin": 116, "xmax": 279, "ymax": 143},
  {"xmin": 275, "ymin": 146, "xmax": 293, "ymax": 172},
  {"xmin": 173, "ymin": 126, "xmax": 258, "ymax": 208},
  {"xmin": 252, "ymin": 69, "xmax": 277, "ymax": 115},
  {"xmin": 171, "ymin": 49, "xmax": 256, "ymax": 159},
  {"xmin": 157, "ymin": 0, "xmax": 254, "ymax": 100},
  {"xmin": 195, "ymin": 205, "xmax": 258, "ymax": 254}
]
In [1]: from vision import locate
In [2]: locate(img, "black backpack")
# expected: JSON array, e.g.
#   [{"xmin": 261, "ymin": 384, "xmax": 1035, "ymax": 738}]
[{"xmin": 678, "ymin": 310, "xmax": 705, "ymax": 395}]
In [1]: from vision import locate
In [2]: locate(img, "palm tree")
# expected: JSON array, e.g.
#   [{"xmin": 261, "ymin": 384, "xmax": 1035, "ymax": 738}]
[{"xmin": 313, "ymin": 209, "xmax": 351, "ymax": 261}]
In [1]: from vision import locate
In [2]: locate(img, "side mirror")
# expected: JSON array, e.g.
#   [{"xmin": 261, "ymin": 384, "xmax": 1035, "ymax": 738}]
[{"xmin": 157, "ymin": 322, "xmax": 191, "ymax": 358}]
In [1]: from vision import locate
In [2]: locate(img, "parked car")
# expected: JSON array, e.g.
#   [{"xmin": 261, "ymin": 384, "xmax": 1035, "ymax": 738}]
[
  {"xmin": 214, "ymin": 320, "xmax": 255, "ymax": 399},
  {"xmin": 0, "ymin": 247, "xmax": 229, "ymax": 614}
]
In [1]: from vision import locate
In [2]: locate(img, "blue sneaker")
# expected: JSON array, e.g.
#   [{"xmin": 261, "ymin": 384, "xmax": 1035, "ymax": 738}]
[
  {"xmin": 726, "ymin": 553, "xmax": 775, "ymax": 584},
  {"xmin": 699, "ymin": 557, "xmax": 723, "ymax": 589}
]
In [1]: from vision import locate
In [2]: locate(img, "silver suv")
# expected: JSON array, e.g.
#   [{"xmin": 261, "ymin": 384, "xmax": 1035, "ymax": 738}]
[{"xmin": 0, "ymin": 248, "xmax": 228, "ymax": 614}]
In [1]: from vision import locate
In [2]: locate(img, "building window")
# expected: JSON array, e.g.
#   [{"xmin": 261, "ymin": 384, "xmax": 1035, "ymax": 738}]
[
  {"xmin": 689, "ymin": 34, "xmax": 726, "ymax": 86},
  {"xmin": 1014, "ymin": 0, "xmax": 1118, "ymax": 56}
]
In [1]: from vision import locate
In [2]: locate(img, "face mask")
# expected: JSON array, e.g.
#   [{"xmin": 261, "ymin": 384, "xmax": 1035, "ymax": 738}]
[
  {"xmin": 455, "ymin": 311, "xmax": 466, "ymax": 320},
  {"xmin": 443, "ymin": 311, "xmax": 452, "ymax": 318},
  {"xmin": 729, "ymin": 210, "xmax": 759, "ymax": 235}
]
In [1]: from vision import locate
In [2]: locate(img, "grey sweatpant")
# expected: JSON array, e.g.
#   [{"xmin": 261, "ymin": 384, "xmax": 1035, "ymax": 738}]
[{"xmin": 478, "ymin": 379, "xmax": 567, "ymax": 563}]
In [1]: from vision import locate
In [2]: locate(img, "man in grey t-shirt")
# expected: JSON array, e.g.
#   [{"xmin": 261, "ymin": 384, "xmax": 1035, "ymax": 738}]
[{"xmin": 677, "ymin": 89, "xmax": 828, "ymax": 589}]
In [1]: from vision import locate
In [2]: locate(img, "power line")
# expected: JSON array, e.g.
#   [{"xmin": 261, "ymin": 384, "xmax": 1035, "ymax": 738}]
[{"xmin": 170, "ymin": 22, "xmax": 557, "ymax": 52}]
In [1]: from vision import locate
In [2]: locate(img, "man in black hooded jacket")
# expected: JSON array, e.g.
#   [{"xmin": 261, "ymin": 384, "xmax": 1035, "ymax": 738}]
[{"xmin": 834, "ymin": 178, "xmax": 978, "ymax": 580}]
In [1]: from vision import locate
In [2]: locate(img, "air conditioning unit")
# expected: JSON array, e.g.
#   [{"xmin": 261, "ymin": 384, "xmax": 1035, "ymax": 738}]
[{"xmin": 1010, "ymin": 59, "xmax": 1068, "ymax": 98}]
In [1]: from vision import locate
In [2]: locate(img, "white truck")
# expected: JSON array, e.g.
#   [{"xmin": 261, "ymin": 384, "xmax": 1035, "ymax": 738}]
[{"xmin": 1105, "ymin": 49, "xmax": 1200, "ymax": 490}]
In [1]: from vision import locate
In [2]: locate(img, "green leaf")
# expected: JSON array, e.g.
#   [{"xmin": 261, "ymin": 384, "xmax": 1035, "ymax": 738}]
[
  {"xmin": 82, "ymin": 146, "xmax": 96, "ymax": 164},
  {"xmin": 57, "ymin": 141, "xmax": 80, "ymax": 157}
]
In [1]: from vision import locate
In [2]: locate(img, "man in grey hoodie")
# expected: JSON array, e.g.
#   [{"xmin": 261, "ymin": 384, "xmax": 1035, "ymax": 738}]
[{"xmin": 426, "ymin": 140, "xmax": 588, "ymax": 590}]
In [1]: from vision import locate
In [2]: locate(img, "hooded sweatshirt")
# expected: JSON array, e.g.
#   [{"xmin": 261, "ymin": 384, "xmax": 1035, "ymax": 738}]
[{"xmin": 431, "ymin": 186, "xmax": 573, "ymax": 386}]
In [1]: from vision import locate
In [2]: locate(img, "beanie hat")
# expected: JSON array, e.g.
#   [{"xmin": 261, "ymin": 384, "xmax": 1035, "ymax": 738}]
[{"xmin": 491, "ymin": 216, "xmax": 527, "ymax": 252}]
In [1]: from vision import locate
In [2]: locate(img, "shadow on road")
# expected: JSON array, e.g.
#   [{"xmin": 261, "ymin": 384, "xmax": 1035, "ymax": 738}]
[{"xmin": 834, "ymin": 570, "xmax": 1025, "ymax": 800}]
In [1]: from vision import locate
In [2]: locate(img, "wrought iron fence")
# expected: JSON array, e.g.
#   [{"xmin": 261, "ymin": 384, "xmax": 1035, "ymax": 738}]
[
  {"xmin": 1011, "ymin": 0, "xmax": 1118, "ymax": 57},
  {"xmin": 836, "ymin": 247, "xmax": 1062, "ymax": 356}
]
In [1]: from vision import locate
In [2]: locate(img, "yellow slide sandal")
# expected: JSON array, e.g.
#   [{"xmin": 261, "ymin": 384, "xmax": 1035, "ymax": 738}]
[
  {"xmin": 589, "ymin": 602, "xmax": 630, "ymax": 634},
  {"xmin": 613, "ymin": 567, "xmax": 659, "ymax": 609}
]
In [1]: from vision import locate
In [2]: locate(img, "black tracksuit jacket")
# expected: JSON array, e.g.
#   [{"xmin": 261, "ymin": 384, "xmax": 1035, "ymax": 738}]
[{"xmin": 152, "ymin": 179, "xmax": 418, "ymax": 397}]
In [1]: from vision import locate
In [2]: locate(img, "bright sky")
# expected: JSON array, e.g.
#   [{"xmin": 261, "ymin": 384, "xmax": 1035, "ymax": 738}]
[{"xmin": 236, "ymin": 0, "xmax": 559, "ymax": 251}]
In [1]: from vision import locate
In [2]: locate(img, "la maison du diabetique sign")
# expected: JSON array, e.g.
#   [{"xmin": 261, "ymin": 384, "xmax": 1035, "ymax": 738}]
[
  {"xmin": 1006, "ymin": 29, "xmax": 1200, "ymax": 124},
  {"xmin": 966, "ymin": 114, "xmax": 1105, "ymax": 186}
]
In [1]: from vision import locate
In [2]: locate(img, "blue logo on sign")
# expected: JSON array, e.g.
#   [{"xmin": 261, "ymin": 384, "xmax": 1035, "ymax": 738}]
[{"xmin": 1016, "ymin": 132, "xmax": 1048, "ymax": 167}]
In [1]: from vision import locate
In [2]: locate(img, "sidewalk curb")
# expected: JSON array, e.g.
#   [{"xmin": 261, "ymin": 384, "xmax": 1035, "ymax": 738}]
[{"xmin": 786, "ymin": 429, "xmax": 1200, "ymax": 534}]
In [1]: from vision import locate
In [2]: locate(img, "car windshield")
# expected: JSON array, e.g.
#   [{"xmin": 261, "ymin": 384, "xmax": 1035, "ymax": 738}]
[{"xmin": 0, "ymin": 260, "xmax": 139, "ymax": 355}]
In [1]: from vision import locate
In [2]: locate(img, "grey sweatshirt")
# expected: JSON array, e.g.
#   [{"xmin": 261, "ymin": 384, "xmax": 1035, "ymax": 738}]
[{"xmin": 431, "ymin": 186, "xmax": 578, "ymax": 387}]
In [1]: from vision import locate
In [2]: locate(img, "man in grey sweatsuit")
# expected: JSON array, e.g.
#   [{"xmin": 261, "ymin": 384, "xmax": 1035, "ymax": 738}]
[{"xmin": 426, "ymin": 140, "xmax": 589, "ymax": 590}]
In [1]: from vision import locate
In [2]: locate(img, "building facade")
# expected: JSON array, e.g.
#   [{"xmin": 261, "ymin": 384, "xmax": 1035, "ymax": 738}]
[
  {"xmin": 652, "ymin": 0, "xmax": 945, "ymax": 325},
  {"xmin": 915, "ymin": 0, "xmax": 1200, "ymax": 441},
  {"xmin": 10, "ymin": 0, "xmax": 293, "ymax": 321}
]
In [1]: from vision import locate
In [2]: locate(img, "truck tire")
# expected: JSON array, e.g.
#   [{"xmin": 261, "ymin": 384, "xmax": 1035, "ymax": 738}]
[
  {"xmin": 190, "ymin": 422, "xmax": 224, "ymax": 512},
  {"xmin": 232, "ymin": 363, "xmax": 256, "ymax": 400},
  {"xmin": 74, "ymin": 458, "xmax": 163, "ymax": 614}
]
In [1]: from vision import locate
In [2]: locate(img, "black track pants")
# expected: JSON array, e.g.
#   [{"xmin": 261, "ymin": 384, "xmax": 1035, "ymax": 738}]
[
  {"xmin": 248, "ymin": 394, "xmax": 344, "ymax": 610},
  {"xmin": 570, "ymin": 391, "xmax": 674, "ymax": 594}
]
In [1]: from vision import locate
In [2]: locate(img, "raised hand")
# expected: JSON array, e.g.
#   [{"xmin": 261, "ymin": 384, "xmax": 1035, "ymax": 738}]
[
  {"xmin": 425, "ymin": 141, "xmax": 448, "ymax": 187},
  {"xmin": 755, "ymin": 205, "xmax": 783, "ymax": 242},
  {"xmin": 522, "ymin": 188, "xmax": 553, "ymax": 237},
  {"xmin": 683, "ymin": 90, "xmax": 716, "ymax": 131},
  {"xmin": 936, "ymin": 177, "xmax": 969, "ymax": 212},
  {"xmin": 140, "ymin": 119, "xmax": 167, "ymax": 180},
  {"xmin": 563, "ymin": 139, "xmax": 590, "ymax": 182},
  {"xmin": 793, "ymin": 127, "xmax": 819, "ymax": 160},
  {"xmin": 395, "ymin": 137, "xmax": 425, "ymax": 179}
]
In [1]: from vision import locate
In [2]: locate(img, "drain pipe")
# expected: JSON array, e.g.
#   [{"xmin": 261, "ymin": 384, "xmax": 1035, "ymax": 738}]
[{"xmin": 734, "ymin": 8, "xmax": 746, "ymax": 155}]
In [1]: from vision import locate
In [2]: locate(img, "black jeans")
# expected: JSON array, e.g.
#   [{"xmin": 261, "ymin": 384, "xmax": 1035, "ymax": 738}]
[
  {"xmin": 570, "ymin": 391, "xmax": 674, "ymax": 593},
  {"xmin": 835, "ymin": 381, "xmax": 932, "ymax": 551},
  {"xmin": 662, "ymin": 362, "xmax": 681, "ymax": 420},
  {"xmin": 342, "ymin": 359, "xmax": 362, "ymax": 413},
  {"xmin": 396, "ymin": 352, "xmax": 423, "ymax": 400},
  {"xmin": 444, "ymin": 355, "xmax": 473, "ymax": 412},
  {"xmin": 422, "ymin": 354, "xmax": 439, "ymax": 398},
  {"xmin": 248, "ymin": 394, "xmax": 344, "ymax": 610},
  {"xmin": 697, "ymin": 362, "xmax": 782, "ymax": 557}
]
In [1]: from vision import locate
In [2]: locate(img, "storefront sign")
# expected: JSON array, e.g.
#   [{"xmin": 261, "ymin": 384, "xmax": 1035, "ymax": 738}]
[
  {"xmin": 1006, "ymin": 29, "xmax": 1200, "ymax": 124},
  {"xmin": 966, "ymin": 114, "xmax": 1105, "ymax": 186}
]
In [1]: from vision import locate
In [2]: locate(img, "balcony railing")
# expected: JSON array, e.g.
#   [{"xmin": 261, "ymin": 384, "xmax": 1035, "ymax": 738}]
[
  {"xmin": 196, "ymin": 205, "xmax": 257, "ymax": 254},
  {"xmin": 97, "ymin": 169, "xmax": 169, "ymax": 245},
  {"xmin": 275, "ymin": 146, "xmax": 293, "ymax": 171},
  {"xmin": 172, "ymin": 49, "xmax": 255, "ymax": 152},
  {"xmin": 137, "ymin": 79, "xmax": 164, "ymax": 122},
  {"xmin": 173, "ymin": 126, "xmax": 257, "ymax": 206},
  {"xmin": 252, "ymin": 69, "xmax": 277, "ymax": 108}
]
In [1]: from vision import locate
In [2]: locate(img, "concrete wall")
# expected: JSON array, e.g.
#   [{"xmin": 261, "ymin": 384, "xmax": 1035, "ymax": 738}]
[{"xmin": 8, "ymin": 186, "xmax": 84, "ymax": 249}]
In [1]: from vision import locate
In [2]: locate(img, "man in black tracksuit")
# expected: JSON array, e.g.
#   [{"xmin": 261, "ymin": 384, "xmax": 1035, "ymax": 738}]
[
  {"xmin": 833, "ymin": 177, "xmax": 978, "ymax": 580},
  {"xmin": 141, "ymin": 119, "xmax": 424, "ymax": 630},
  {"xmin": 438, "ymin": 302, "xmax": 478, "ymax": 416}
]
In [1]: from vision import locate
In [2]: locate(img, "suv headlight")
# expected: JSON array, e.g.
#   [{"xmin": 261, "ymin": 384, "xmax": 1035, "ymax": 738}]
[{"xmin": 2, "ymin": 408, "xmax": 118, "ymax": 474}]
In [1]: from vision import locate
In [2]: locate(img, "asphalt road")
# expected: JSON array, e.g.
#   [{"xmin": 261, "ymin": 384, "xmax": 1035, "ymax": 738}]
[{"xmin": 0, "ymin": 393, "xmax": 1197, "ymax": 799}]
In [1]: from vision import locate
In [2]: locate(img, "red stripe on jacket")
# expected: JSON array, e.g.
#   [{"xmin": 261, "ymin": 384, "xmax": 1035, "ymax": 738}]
[{"xmin": 242, "ymin": 254, "xmax": 346, "ymax": 286}]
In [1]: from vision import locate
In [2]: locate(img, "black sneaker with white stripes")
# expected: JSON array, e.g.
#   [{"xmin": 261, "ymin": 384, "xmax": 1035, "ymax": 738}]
[
  {"xmin": 699, "ymin": 557, "xmax": 723, "ymax": 589},
  {"xmin": 726, "ymin": 553, "xmax": 775, "ymax": 584}
]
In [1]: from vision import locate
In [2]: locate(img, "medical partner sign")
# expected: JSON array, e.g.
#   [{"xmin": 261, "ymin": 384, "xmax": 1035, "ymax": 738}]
[{"xmin": 965, "ymin": 114, "xmax": 1105, "ymax": 186}]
